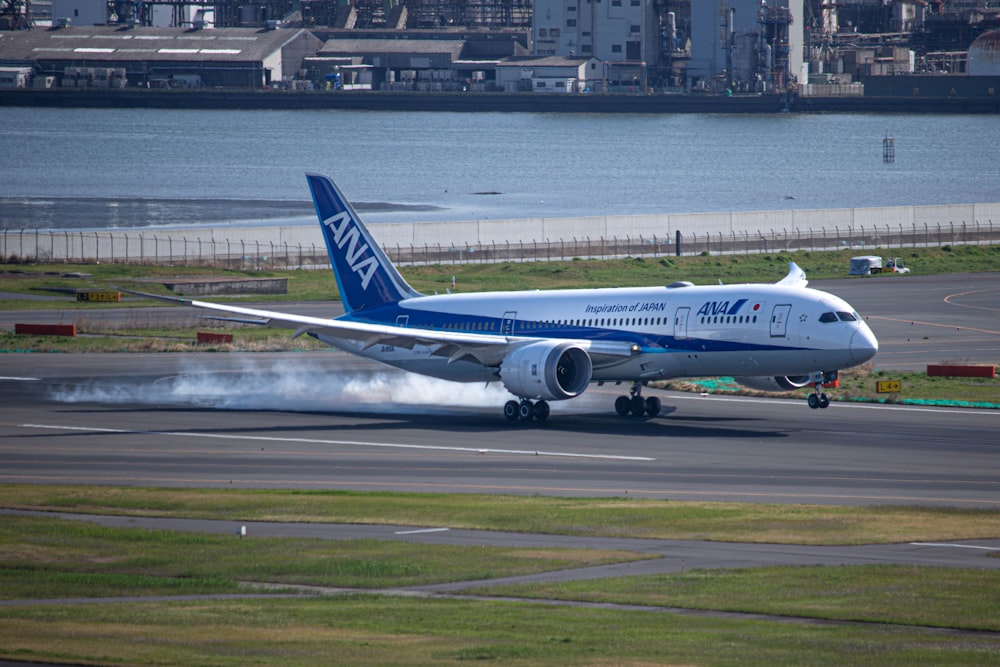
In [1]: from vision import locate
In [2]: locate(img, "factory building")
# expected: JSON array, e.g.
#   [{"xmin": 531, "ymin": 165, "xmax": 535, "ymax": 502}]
[
  {"xmin": 495, "ymin": 54, "xmax": 601, "ymax": 91},
  {"xmin": 311, "ymin": 30, "xmax": 528, "ymax": 90},
  {"xmin": 0, "ymin": 25, "xmax": 321, "ymax": 88},
  {"xmin": 687, "ymin": 0, "xmax": 803, "ymax": 93},
  {"xmin": 530, "ymin": 0, "xmax": 658, "ymax": 61}
]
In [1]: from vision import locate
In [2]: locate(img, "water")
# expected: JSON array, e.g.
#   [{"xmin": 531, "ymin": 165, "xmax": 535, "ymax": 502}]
[{"xmin": 2, "ymin": 107, "xmax": 998, "ymax": 230}]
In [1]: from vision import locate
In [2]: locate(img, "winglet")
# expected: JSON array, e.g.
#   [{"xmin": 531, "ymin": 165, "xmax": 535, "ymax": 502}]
[
  {"xmin": 306, "ymin": 173, "xmax": 421, "ymax": 313},
  {"xmin": 776, "ymin": 262, "xmax": 808, "ymax": 288}
]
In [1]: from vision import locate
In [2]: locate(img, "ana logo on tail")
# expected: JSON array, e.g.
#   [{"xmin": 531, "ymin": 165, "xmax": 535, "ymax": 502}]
[{"xmin": 323, "ymin": 211, "xmax": 379, "ymax": 291}]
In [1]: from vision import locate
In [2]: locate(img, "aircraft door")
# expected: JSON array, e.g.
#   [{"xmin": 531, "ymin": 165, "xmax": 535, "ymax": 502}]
[
  {"xmin": 501, "ymin": 311, "xmax": 517, "ymax": 336},
  {"xmin": 673, "ymin": 307, "xmax": 690, "ymax": 339},
  {"xmin": 396, "ymin": 315, "xmax": 409, "ymax": 327},
  {"xmin": 770, "ymin": 304, "xmax": 792, "ymax": 337}
]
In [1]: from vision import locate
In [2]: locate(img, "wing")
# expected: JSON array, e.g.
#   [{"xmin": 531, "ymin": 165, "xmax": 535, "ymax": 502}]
[
  {"xmin": 123, "ymin": 290, "xmax": 636, "ymax": 368},
  {"xmin": 776, "ymin": 261, "xmax": 808, "ymax": 288}
]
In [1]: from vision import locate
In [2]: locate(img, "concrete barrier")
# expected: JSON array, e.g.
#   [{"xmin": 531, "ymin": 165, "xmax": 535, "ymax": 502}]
[
  {"xmin": 197, "ymin": 332, "xmax": 234, "ymax": 344},
  {"xmin": 15, "ymin": 323, "xmax": 76, "ymax": 336},
  {"xmin": 926, "ymin": 364, "xmax": 996, "ymax": 378}
]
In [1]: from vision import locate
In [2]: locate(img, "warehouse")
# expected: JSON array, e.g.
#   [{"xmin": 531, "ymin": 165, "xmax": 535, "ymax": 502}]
[{"xmin": 0, "ymin": 25, "xmax": 321, "ymax": 89}]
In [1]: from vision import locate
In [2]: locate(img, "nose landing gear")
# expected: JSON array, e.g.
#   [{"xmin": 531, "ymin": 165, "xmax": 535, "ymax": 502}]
[{"xmin": 807, "ymin": 371, "xmax": 836, "ymax": 409}]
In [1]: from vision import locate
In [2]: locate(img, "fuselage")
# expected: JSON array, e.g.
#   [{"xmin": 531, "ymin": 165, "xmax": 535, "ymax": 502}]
[{"xmin": 317, "ymin": 281, "xmax": 879, "ymax": 385}]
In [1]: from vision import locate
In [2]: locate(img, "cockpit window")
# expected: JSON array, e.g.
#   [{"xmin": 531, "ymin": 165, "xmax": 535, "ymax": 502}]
[
  {"xmin": 819, "ymin": 312, "xmax": 838, "ymax": 323},
  {"xmin": 837, "ymin": 311, "xmax": 858, "ymax": 321}
]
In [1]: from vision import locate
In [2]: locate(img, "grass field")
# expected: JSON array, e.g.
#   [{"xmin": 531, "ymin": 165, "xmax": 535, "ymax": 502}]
[
  {"xmin": 3, "ymin": 244, "xmax": 999, "ymax": 306},
  {"xmin": 1, "ymin": 486, "xmax": 999, "ymax": 666},
  {"xmin": 3, "ymin": 486, "xmax": 999, "ymax": 545}
]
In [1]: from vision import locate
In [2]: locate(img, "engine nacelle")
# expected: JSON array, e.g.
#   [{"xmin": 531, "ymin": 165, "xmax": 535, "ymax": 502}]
[
  {"xmin": 500, "ymin": 341, "xmax": 593, "ymax": 401},
  {"xmin": 733, "ymin": 375, "xmax": 812, "ymax": 392}
]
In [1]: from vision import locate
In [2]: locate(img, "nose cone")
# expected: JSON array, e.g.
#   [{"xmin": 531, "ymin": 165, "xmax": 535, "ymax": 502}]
[{"xmin": 850, "ymin": 326, "xmax": 879, "ymax": 364}]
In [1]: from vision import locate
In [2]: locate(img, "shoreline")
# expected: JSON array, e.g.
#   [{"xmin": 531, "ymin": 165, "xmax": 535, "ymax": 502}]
[
  {"xmin": 3, "ymin": 88, "xmax": 1000, "ymax": 114},
  {"xmin": 0, "ymin": 197, "xmax": 444, "ymax": 232}
]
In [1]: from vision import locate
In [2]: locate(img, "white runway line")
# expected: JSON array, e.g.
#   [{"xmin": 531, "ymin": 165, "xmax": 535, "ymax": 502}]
[
  {"xmin": 394, "ymin": 528, "xmax": 451, "ymax": 535},
  {"xmin": 18, "ymin": 423, "xmax": 655, "ymax": 462},
  {"xmin": 910, "ymin": 542, "xmax": 1000, "ymax": 551}
]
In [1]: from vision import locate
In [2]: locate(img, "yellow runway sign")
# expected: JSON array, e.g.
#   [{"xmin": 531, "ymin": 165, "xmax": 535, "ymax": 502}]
[{"xmin": 77, "ymin": 291, "xmax": 121, "ymax": 303}]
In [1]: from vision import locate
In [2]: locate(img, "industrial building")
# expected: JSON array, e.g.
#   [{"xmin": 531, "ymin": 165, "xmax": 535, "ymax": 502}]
[
  {"xmin": 0, "ymin": 24, "xmax": 321, "ymax": 88},
  {"xmin": 687, "ymin": 0, "xmax": 803, "ymax": 93},
  {"xmin": 495, "ymin": 54, "xmax": 601, "ymax": 91},
  {"xmin": 2, "ymin": 0, "xmax": 999, "ymax": 99},
  {"xmin": 310, "ymin": 29, "xmax": 528, "ymax": 89}
]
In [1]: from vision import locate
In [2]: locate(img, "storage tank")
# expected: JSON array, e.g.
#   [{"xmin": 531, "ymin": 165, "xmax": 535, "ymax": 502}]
[{"xmin": 967, "ymin": 30, "xmax": 1000, "ymax": 76}]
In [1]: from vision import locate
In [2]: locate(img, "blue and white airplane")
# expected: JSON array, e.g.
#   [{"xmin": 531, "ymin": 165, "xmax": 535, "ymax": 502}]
[{"xmin": 135, "ymin": 173, "xmax": 879, "ymax": 421}]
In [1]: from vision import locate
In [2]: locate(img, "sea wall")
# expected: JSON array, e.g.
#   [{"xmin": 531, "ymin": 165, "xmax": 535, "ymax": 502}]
[{"xmin": 3, "ymin": 88, "xmax": 1000, "ymax": 114}]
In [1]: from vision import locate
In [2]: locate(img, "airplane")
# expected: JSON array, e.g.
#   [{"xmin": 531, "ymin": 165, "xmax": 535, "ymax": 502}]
[{"xmin": 128, "ymin": 173, "xmax": 879, "ymax": 422}]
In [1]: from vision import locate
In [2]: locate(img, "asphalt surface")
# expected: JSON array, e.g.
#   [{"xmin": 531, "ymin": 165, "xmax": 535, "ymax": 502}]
[{"xmin": 1, "ymin": 356, "xmax": 998, "ymax": 507}]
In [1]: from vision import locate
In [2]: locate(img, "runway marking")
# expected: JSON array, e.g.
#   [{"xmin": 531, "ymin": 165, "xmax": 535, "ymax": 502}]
[
  {"xmin": 869, "ymin": 314, "xmax": 1000, "ymax": 336},
  {"xmin": 910, "ymin": 542, "xmax": 1000, "ymax": 551},
  {"xmin": 395, "ymin": 528, "xmax": 451, "ymax": 535},
  {"xmin": 943, "ymin": 289, "xmax": 1000, "ymax": 316},
  {"xmin": 17, "ymin": 423, "xmax": 655, "ymax": 462},
  {"xmin": 0, "ymin": 376, "xmax": 40, "ymax": 381}
]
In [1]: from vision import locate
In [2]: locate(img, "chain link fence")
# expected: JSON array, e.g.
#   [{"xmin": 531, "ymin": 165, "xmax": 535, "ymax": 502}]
[{"xmin": 3, "ymin": 220, "xmax": 997, "ymax": 270}]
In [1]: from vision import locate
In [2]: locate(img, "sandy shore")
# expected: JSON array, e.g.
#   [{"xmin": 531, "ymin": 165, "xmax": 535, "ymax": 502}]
[{"xmin": 1, "ymin": 197, "xmax": 443, "ymax": 231}]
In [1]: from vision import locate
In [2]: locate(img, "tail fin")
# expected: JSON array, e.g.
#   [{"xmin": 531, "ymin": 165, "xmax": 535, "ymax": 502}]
[{"xmin": 306, "ymin": 173, "xmax": 421, "ymax": 313}]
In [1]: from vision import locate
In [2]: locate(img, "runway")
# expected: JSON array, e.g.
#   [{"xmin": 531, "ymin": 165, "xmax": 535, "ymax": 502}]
[
  {"xmin": 1, "ymin": 272, "xmax": 998, "ymax": 508},
  {"xmin": 1, "ymin": 354, "xmax": 997, "ymax": 507}
]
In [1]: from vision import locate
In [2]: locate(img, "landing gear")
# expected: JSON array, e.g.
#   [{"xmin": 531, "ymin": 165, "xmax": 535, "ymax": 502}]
[
  {"xmin": 807, "ymin": 392, "xmax": 830, "ymax": 409},
  {"xmin": 807, "ymin": 371, "xmax": 835, "ymax": 409},
  {"xmin": 615, "ymin": 382, "xmax": 661, "ymax": 418},
  {"xmin": 504, "ymin": 399, "xmax": 550, "ymax": 422}
]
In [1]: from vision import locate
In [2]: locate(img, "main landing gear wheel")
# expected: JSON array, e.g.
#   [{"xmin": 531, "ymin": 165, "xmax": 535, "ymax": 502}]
[
  {"xmin": 644, "ymin": 396, "xmax": 662, "ymax": 417},
  {"xmin": 615, "ymin": 396, "xmax": 631, "ymax": 416},
  {"xmin": 504, "ymin": 399, "xmax": 550, "ymax": 422},
  {"xmin": 615, "ymin": 382, "xmax": 662, "ymax": 418}
]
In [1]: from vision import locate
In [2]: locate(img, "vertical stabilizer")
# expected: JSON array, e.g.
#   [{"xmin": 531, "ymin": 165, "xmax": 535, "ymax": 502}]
[{"xmin": 306, "ymin": 173, "xmax": 421, "ymax": 313}]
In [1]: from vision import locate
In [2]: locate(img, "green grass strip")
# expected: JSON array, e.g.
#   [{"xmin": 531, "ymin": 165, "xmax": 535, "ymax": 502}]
[
  {"xmin": 0, "ymin": 515, "xmax": 649, "ymax": 599},
  {"xmin": 3, "ymin": 485, "xmax": 998, "ymax": 545},
  {"xmin": 3, "ymin": 596, "xmax": 999, "ymax": 667},
  {"xmin": 470, "ymin": 564, "xmax": 1000, "ymax": 632}
]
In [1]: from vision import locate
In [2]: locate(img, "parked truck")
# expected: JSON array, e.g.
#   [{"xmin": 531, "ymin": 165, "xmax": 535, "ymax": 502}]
[{"xmin": 849, "ymin": 256, "xmax": 910, "ymax": 275}]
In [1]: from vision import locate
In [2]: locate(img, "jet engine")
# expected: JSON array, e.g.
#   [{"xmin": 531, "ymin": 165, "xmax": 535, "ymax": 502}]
[
  {"xmin": 500, "ymin": 341, "xmax": 593, "ymax": 401},
  {"xmin": 733, "ymin": 375, "xmax": 812, "ymax": 392}
]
